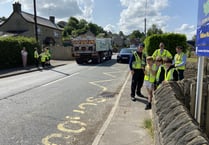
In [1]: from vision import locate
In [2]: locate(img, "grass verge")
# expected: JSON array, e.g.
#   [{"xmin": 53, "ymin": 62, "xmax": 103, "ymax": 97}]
[{"xmin": 144, "ymin": 118, "xmax": 154, "ymax": 138}]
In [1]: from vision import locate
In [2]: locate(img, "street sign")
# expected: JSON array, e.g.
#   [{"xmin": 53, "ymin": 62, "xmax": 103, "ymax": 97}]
[{"xmin": 196, "ymin": 0, "xmax": 209, "ymax": 56}]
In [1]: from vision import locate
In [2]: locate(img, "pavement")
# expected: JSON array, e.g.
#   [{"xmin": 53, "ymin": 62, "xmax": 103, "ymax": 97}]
[{"xmin": 0, "ymin": 60, "xmax": 154, "ymax": 145}]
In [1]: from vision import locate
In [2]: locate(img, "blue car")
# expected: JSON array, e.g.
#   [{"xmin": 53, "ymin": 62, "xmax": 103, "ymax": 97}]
[{"xmin": 117, "ymin": 48, "xmax": 137, "ymax": 63}]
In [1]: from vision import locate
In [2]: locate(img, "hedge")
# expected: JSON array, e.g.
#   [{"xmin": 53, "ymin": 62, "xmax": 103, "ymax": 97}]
[
  {"xmin": 144, "ymin": 33, "xmax": 187, "ymax": 57},
  {"xmin": 0, "ymin": 36, "xmax": 39, "ymax": 69}
]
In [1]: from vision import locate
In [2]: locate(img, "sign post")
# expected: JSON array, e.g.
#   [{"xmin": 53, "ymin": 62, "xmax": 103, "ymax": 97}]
[{"xmin": 195, "ymin": 0, "xmax": 209, "ymax": 123}]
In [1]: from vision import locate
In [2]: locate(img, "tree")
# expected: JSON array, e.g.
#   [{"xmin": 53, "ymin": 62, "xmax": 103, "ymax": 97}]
[
  {"xmin": 0, "ymin": 16, "xmax": 6, "ymax": 23},
  {"xmin": 128, "ymin": 30, "xmax": 144, "ymax": 45},
  {"xmin": 62, "ymin": 17, "xmax": 107, "ymax": 38},
  {"xmin": 147, "ymin": 24, "xmax": 163, "ymax": 36}
]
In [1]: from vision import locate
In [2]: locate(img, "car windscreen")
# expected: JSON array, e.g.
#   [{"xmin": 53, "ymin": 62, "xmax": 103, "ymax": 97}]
[{"xmin": 120, "ymin": 48, "xmax": 133, "ymax": 53}]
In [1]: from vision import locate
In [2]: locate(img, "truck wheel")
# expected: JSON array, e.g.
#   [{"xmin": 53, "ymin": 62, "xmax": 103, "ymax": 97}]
[
  {"xmin": 76, "ymin": 59, "xmax": 83, "ymax": 64},
  {"xmin": 97, "ymin": 56, "xmax": 101, "ymax": 63},
  {"xmin": 93, "ymin": 56, "xmax": 101, "ymax": 64}
]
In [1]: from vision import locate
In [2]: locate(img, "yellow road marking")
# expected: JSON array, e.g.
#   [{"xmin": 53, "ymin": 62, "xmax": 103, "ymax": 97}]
[
  {"xmin": 86, "ymin": 97, "xmax": 106, "ymax": 103},
  {"xmin": 78, "ymin": 103, "xmax": 97, "ymax": 109},
  {"xmin": 73, "ymin": 110, "xmax": 85, "ymax": 114},
  {"xmin": 41, "ymin": 67, "xmax": 125, "ymax": 143},
  {"xmin": 103, "ymin": 71, "xmax": 125, "ymax": 78},
  {"xmin": 42, "ymin": 133, "xmax": 64, "ymax": 145},
  {"xmin": 57, "ymin": 120, "xmax": 87, "ymax": 133},
  {"xmin": 66, "ymin": 116, "xmax": 80, "ymax": 120}
]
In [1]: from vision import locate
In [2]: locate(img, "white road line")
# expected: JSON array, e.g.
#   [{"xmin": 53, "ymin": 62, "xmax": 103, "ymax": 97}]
[
  {"xmin": 42, "ymin": 73, "xmax": 79, "ymax": 87},
  {"xmin": 92, "ymin": 72, "xmax": 131, "ymax": 145}
]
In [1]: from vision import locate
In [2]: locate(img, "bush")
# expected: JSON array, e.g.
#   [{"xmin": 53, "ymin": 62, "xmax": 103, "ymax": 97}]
[
  {"xmin": 144, "ymin": 33, "xmax": 187, "ymax": 57},
  {"xmin": 0, "ymin": 36, "xmax": 39, "ymax": 69}
]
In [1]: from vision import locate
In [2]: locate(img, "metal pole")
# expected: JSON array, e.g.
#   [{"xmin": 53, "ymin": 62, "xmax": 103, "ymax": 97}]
[
  {"xmin": 144, "ymin": 0, "xmax": 147, "ymax": 37},
  {"xmin": 33, "ymin": 0, "xmax": 38, "ymax": 43},
  {"xmin": 195, "ymin": 56, "xmax": 204, "ymax": 123}
]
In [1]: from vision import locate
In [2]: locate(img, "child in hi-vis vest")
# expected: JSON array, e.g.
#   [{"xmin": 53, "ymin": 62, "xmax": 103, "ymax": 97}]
[{"xmin": 143, "ymin": 56, "xmax": 157, "ymax": 110}]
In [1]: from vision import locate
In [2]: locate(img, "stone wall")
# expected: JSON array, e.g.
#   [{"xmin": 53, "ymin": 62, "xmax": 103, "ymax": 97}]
[{"xmin": 153, "ymin": 82, "xmax": 209, "ymax": 145}]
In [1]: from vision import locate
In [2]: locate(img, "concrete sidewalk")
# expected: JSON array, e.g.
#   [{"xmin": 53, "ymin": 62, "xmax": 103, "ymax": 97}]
[{"xmin": 93, "ymin": 73, "xmax": 154, "ymax": 145}]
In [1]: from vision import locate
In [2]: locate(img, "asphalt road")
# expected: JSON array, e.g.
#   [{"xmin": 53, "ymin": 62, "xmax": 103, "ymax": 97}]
[{"xmin": 0, "ymin": 59, "xmax": 130, "ymax": 145}]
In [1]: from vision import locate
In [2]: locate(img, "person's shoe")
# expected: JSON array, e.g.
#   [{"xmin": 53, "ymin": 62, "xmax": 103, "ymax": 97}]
[
  {"xmin": 137, "ymin": 92, "xmax": 146, "ymax": 98},
  {"xmin": 145, "ymin": 103, "xmax": 151, "ymax": 110},
  {"xmin": 131, "ymin": 97, "xmax": 136, "ymax": 102}
]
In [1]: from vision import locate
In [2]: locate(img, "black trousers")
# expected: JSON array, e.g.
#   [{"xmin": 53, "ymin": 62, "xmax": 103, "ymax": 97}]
[
  {"xmin": 178, "ymin": 69, "xmax": 184, "ymax": 80},
  {"xmin": 35, "ymin": 58, "xmax": 39, "ymax": 67},
  {"xmin": 131, "ymin": 69, "xmax": 144, "ymax": 97}
]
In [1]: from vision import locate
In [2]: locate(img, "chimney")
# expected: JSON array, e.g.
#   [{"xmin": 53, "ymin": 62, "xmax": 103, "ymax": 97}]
[
  {"xmin": 49, "ymin": 16, "xmax": 55, "ymax": 23},
  {"xmin": 13, "ymin": 2, "xmax": 21, "ymax": 13}
]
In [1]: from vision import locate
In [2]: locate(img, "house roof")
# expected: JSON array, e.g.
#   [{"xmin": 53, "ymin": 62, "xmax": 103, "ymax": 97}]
[{"xmin": 21, "ymin": 12, "xmax": 61, "ymax": 30}]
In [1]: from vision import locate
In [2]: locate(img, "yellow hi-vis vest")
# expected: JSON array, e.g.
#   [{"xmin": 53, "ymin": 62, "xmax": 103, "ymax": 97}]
[
  {"xmin": 34, "ymin": 50, "xmax": 39, "ymax": 59},
  {"xmin": 156, "ymin": 65, "xmax": 164, "ymax": 82},
  {"xmin": 144, "ymin": 64, "xmax": 156, "ymax": 83},
  {"xmin": 174, "ymin": 52, "xmax": 185, "ymax": 70},
  {"xmin": 152, "ymin": 49, "xmax": 172, "ymax": 60},
  {"xmin": 132, "ymin": 51, "xmax": 145, "ymax": 69},
  {"xmin": 40, "ymin": 52, "xmax": 47, "ymax": 62},
  {"xmin": 46, "ymin": 49, "xmax": 51, "ymax": 59},
  {"xmin": 164, "ymin": 68, "xmax": 176, "ymax": 81}
]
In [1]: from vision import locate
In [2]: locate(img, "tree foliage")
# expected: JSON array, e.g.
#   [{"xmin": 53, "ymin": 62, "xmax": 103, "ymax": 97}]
[
  {"xmin": 0, "ymin": 16, "xmax": 7, "ymax": 22},
  {"xmin": 147, "ymin": 24, "xmax": 163, "ymax": 36},
  {"xmin": 63, "ymin": 17, "xmax": 106, "ymax": 38}
]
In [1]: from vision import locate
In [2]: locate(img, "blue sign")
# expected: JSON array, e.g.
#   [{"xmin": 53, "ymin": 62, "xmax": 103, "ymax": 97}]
[{"xmin": 196, "ymin": 0, "xmax": 209, "ymax": 56}]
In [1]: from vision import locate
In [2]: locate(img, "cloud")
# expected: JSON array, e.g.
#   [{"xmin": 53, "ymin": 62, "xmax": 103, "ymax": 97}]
[
  {"xmin": 0, "ymin": 0, "xmax": 10, "ymax": 3},
  {"xmin": 119, "ymin": 0, "xmax": 169, "ymax": 35},
  {"xmin": 175, "ymin": 24, "xmax": 196, "ymax": 40},
  {"xmin": 18, "ymin": 0, "xmax": 93, "ymax": 22},
  {"xmin": 104, "ymin": 24, "xmax": 116, "ymax": 33},
  {"xmin": 175, "ymin": 24, "xmax": 195, "ymax": 32}
]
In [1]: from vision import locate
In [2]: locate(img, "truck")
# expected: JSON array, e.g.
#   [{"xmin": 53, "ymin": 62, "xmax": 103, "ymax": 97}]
[{"xmin": 72, "ymin": 34, "xmax": 113, "ymax": 64}]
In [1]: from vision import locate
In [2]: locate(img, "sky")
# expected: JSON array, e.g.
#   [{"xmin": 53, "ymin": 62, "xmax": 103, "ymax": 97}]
[{"xmin": 0, "ymin": 0, "xmax": 198, "ymax": 40}]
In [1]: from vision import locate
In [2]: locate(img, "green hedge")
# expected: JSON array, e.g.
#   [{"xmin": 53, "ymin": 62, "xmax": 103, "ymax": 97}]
[
  {"xmin": 0, "ymin": 36, "xmax": 39, "ymax": 69},
  {"xmin": 144, "ymin": 33, "xmax": 187, "ymax": 57}
]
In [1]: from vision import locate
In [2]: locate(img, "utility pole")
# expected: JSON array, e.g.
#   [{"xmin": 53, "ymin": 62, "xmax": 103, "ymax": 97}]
[
  {"xmin": 144, "ymin": 0, "xmax": 147, "ymax": 37},
  {"xmin": 33, "ymin": 0, "xmax": 38, "ymax": 43}
]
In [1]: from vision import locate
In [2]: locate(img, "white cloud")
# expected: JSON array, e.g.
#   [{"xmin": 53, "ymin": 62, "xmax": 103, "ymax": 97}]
[
  {"xmin": 18, "ymin": 0, "xmax": 93, "ymax": 22},
  {"xmin": 119, "ymin": 0, "xmax": 169, "ymax": 35},
  {"xmin": 175, "ymin": 24, "xmax": 196, "ymax": 40},
  {"xmin": 175, "ymin": 24, "xmax": 195, "ymax": 32},
  {"xmin": 104, "ymin": 24, "xmax": 116, "ymax": 33}
]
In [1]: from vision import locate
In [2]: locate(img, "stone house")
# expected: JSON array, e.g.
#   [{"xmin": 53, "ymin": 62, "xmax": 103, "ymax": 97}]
[{"xmin": 0, "ymin": 2, "xmax": 62, "ymax": 46}]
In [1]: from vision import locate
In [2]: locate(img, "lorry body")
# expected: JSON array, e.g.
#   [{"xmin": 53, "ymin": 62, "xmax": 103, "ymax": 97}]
[{"xmin": 72, "ymin": 35, "xmax": 112, "ymax": 64}]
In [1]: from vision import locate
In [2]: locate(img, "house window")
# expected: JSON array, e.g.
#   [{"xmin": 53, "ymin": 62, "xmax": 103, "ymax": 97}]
[
  {"xmin": 54, "ymin": 31, "xmax": 59, "ymax": 37},
  {"xmin": 37, "ymin": 27, "xmax": 41, "ymax": 34}
]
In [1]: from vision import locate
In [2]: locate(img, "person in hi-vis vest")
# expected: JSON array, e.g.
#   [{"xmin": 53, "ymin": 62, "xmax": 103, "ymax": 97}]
[
  {"xmin": 174, "ymin": 46, "xmax": 187, "ymax": 80},
  {"xmin": 163, "ymin": 58, "xmax": 178, "ymax": 84},
  {"xmin": 152, "ymin": 42, "xmax": 172, "ymax": 60},
  {"xmin": 143, "ymin": 56, "xmax": 157, "ymax": 110},
  {"xmin": 154, "ymin": 56, "xmax": 165, "ymax": 90},
  {"xmin": 129, "ymin": 43, "xmax": 146, "ymax": 102},
  {"xmin": 34, "ymin": 47, "xmax": 39, "ymax": 68}
]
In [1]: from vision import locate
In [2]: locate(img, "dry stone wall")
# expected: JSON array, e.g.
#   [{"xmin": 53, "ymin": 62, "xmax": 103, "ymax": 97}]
[{"xmin": 153, "ymin": 82, "xmax": 209, "ymax": 145}]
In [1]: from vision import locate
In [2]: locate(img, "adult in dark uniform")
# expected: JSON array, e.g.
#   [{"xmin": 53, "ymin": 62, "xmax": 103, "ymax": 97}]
[{"xmin": 129, "ymin": 43, "xmax": 146, "ymax": 101}]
